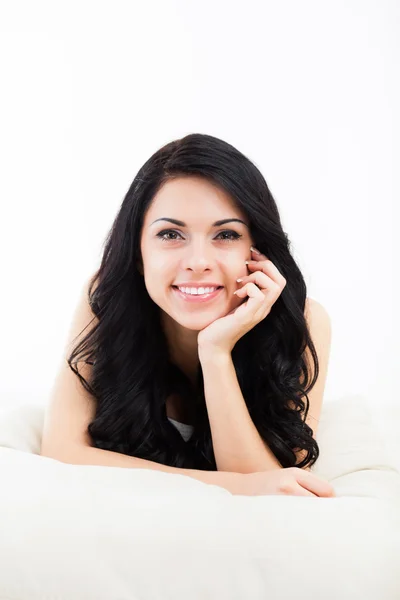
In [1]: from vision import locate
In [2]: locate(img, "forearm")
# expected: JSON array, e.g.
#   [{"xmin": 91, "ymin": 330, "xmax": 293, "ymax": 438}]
[
  {"xmin": 41, "ymin": 444, "xmax": 244, "ymax": 494},
  {"xmin": 200, "ymin": 351, "xmax": 283, "ymax": 474}
]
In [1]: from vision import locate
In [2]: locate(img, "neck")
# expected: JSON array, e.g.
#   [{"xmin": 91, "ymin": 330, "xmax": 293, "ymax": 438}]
[{"xmin": 161, "ymin": 311, "xmax": 201, "ymax": 387}]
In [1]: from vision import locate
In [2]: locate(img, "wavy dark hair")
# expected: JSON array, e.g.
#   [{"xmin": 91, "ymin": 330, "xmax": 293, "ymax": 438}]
[{"xmin": 67, "ymin": 133, "xmax": 320, "ymax": 471}]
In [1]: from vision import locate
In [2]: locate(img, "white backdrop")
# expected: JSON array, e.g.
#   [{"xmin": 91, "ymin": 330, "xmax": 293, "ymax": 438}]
[{"xmin": 0, "ymin": 1, "xmax": 398, "ymax": 451}]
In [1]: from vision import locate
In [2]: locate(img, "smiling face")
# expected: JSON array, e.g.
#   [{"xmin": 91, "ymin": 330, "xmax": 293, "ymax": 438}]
[{"xmin": 139, "ymin": 176, "xmax": 254, "ymax": 336}]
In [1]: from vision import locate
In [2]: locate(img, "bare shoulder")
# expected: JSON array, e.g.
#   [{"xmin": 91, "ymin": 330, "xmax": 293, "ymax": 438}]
[
  {"xmin": 304, "ymin": 297, "xmax": 331, "ymax": 325},
  {"xmin": 293, "ymin": 296, "xmax": 332, "ymax": 455},
  {"xmin": 41, "ymin": 271, "xmax": 100, "ymax": 460}
]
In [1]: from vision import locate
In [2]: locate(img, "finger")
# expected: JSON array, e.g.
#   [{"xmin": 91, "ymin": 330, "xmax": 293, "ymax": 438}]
[
  {"xmin": 234, "ymin": 281, "xmax": 265, "ymax": 299},
  {"xmin": 278, "ymin": 480, "xmax": 318, "ymax": 497},
  {"xmin": 294, "ymin": 469, "xmax": 336, "ymax": 498},
  {"xmin": 246, "ymin": 260, "xmax": 286, "ymax": 287},
  {"xmin": 237, "ymin": 270, "xmax": 275, "ymax": 292},
  {"xmin": 236, "ymin": 274, "xmax": 280, "ymax": 307},
  {"xmin": 250, "ymin": 247, "xmax": 267, "ymax": 260},
  {"xmin": 294, "ymin": 486, "xmax": 319, "ymax": 497}
]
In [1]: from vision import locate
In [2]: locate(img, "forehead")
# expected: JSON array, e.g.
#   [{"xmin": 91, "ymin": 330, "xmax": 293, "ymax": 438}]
[{"xmin": 143, "ymin": 176, "xmax": 246, "ymax": 224}]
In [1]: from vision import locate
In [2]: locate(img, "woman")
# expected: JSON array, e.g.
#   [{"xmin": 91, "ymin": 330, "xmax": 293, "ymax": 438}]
[{"xmin": 63, "ymin": 132, "xmax": 334, "ymax": 496}]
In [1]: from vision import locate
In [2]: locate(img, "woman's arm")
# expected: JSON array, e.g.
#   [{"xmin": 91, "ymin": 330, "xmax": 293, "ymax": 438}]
[
  {"xmin": 200, "ymin": 350, "xmax": 283, "ymax": 473},
  {"xmin": 42, "ymin": 443, "xmax": 245, "ymax": 494}
]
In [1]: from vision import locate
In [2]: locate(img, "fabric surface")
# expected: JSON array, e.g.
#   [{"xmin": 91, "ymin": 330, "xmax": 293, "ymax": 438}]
[
  {"xmin": 0, "ymin": 394, "xmax": 399, "ymax": 600},
  {"xmin": 168, "ymin": 416, "xmax": 194, "ymax": 441}
]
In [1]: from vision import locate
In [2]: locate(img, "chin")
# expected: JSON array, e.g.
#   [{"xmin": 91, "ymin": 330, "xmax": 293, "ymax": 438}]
[
  {"xmin": 176, "ymin": 316, "xmax": 216, "ymax": 331},
  {"xmin": 172, "ymin": 309, "xmax": 223, "ymax": 331}
]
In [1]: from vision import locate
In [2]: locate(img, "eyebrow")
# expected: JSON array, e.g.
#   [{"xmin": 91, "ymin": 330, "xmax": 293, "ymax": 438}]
[{"xmin": 150, "ymin": 218, "xmax": 249, "ymax": 228}]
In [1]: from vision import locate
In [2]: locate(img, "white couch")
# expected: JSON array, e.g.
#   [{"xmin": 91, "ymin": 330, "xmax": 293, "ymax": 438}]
[{"xmin": 0, "ymin": 394, "xmax": 399, "ymax": 600}]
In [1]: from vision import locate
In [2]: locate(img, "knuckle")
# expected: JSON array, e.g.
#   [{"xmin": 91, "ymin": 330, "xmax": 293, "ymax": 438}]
[
  {"xmin": 289, "ymin": 467, "xmax": 302, "ymax": 474},
  {"xmin": 279, "ymin": 483, "xmax": 295, "ymax": 495},
  {"xmin": 278, "ymin": 477, "xmax": 296, "ymax": 494}
]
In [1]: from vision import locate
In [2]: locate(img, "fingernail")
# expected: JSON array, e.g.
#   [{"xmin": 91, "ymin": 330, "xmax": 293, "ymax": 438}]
[
  {"xmin": 236, "ymin": 278, "xmax": 242, "ymax": 282},
  {"xmin": 250, "ymin": 246, "xmax": 261, "ymax": 254}
]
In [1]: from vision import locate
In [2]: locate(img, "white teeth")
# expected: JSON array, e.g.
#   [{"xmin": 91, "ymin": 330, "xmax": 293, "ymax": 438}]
[{"xmin": 177, "ymin": 286, "xmax": 218, "ymax": 295}]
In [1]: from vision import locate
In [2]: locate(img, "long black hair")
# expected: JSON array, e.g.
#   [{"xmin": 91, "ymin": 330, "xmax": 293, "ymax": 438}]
[{"xmin": 67, "ymin": 133, "xmax": 320, "ymax": 470}]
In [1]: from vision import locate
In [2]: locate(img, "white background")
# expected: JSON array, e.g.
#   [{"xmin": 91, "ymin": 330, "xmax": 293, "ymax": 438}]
[{"xmin": 0, "ymin": 1, "xmax": 398, "ymax": 463}]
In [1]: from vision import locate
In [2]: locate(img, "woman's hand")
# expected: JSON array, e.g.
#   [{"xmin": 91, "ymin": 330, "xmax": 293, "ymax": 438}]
[
  {"xmin": 197, "ymin": 247, "xmax": 287, "ymax": 355},
  {"xmin": 237, "ymin": 467, "xmax": 336, "ymax": 498}
]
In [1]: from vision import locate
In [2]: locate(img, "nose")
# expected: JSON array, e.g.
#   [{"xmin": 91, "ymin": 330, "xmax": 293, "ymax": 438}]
[{"xmin": 182, "ymin": 241, "xmax": 214, "ymax": 272}]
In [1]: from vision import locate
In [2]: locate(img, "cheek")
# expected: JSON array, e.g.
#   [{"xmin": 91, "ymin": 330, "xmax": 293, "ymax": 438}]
[
  {"xmin": 145, "ymin": 254, "xmax": 171, "ymax": 274},
  {"xmin": 223, "ymin": 251, "xmax": 249, "ymax": 268},
  {"xmin": 143, "ymin": 260, "xmax": 175, "ymax": 292}
]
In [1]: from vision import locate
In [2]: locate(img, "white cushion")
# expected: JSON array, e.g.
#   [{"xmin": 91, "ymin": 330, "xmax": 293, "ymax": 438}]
[{"xmin": 0, "ymin": 394, "xmax": 399, "ymax": 600}]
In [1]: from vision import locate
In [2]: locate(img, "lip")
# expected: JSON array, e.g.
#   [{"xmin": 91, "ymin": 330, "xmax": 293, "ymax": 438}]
[
  {"xmin": 171, "ymin": 286, "xmax": 223, "ymax": 303},
  {"xmin": 173, "ymin": 283, "xmax": 223, "ymax": 288}
]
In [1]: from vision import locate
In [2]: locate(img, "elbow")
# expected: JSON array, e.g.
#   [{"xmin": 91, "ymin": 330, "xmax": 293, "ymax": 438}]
[{"xmin": 40, "ymin": 443, "xmax": 81, "ymax": 465}]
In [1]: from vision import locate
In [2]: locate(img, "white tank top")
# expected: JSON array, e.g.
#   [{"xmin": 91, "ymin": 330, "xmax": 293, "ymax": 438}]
[{"xmin": 167, "ymin": 417, "xmax": 194, "ymax": 441}]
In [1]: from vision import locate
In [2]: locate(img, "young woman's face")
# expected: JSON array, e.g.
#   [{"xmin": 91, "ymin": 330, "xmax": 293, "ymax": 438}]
[{"xmin": 139, "ymin": 176, "xmax": 254, "ymax": 331}]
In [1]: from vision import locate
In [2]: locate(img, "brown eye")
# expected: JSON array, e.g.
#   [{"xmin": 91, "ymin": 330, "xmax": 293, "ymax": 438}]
[
  {"xmin": 156, "ymin": 229, "xmax": 242, "ymax": 242},
  {"xmin": 217, "ymin": 230, "xmax": 242, "ymax": 242},
  {"xmin": 156, "ymin": 229, "xmax": 184, "ymax": 242}
]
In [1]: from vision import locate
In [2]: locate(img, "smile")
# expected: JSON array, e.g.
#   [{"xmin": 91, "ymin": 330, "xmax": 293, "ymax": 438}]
[{"xmin": 171, "ymin": 286, "xmax": 223, "ymax": 303}]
